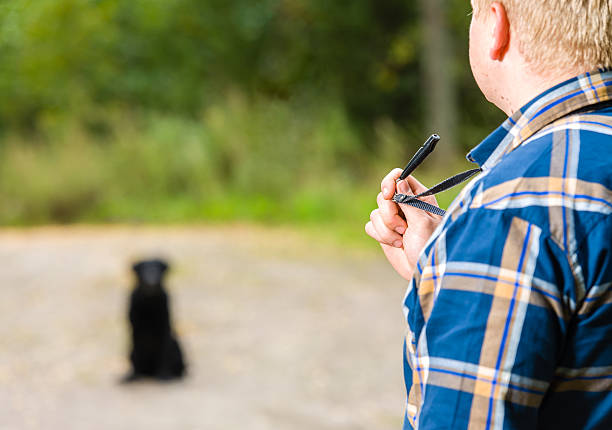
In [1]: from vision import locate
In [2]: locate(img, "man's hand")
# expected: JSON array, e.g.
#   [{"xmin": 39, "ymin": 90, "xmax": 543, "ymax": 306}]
[{"xmin": 365, "ymin": 168, "xmax": 443, "ymax": 281}]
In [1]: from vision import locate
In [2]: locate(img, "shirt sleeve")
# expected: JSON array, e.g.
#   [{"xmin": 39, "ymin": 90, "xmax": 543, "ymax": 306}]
[{"xmin": 403, "ymin": 208, "xmax": 573, "ymax": 430}]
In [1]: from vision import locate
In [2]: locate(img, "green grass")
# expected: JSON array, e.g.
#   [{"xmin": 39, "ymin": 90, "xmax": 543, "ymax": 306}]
[{"xmin": 0, "ymin": 94, "xmax": 468, "ymax": 242}]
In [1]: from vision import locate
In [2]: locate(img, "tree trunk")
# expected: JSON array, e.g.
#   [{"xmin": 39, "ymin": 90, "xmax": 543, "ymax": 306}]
[{"xmin": 419, "ymin": 0, "xmax": 460, "ymax": 170}]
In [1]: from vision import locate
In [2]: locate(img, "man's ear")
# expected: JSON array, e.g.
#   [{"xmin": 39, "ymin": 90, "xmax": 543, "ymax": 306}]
[{"xmin": 489, "ymin": 2, "xmax": 510, "ymax": 61}]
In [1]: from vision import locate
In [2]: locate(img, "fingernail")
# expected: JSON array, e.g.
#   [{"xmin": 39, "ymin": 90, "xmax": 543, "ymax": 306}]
[
  {"xmin": 383, "ymin": 187, "xmax": 388, "ymax": 196},
  {"xmin": 395, "ymin": 226, "xmax": 406, "ymax": 234},
  {"xmin": 393, "ymin": 240, "xmax": 403, "ymax": 248}
]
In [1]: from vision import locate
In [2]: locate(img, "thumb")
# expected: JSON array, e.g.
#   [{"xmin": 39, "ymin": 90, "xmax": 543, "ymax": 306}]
[
  {"xmin": 396, "ymin": 178, "xmax": 440, "ymax": 223},
  {"xmin": 397, "ymin": 175, "xmax": 439, "ymax": 207}
]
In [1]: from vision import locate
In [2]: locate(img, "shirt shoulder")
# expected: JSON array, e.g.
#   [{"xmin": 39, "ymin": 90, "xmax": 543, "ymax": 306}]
[{"xmin": 460, "ymin": 109, "xmax": 612, "ymax": 255}]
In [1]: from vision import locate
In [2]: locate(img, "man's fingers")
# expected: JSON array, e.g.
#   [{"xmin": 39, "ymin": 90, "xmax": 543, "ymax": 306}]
[
  {"xmin": 376, "ymin": 192, "xmax": 407, "ymax": 234},
  {"xmin": 401, "ymin": 175, "xmax": 439, "ymax": 207},
  {"xmin": 395, "ymin": 178, "xmax": 442, "ymax": 226},
  {"xmin": 396, "ymin": 177, "xmax": 413, "ymax": 195},
  {"xmin": 370, "ymin": 209, "xmax": 404, "ymax": 247},
  {"xmin": 381, "ymin": 168, "xmax": 404, "ymax": 199},
  {"xmin": 404, "ymin": 175, "xmax": 428, "ymax": 194},
  {"xmin": 364, "ymin": 221, "xmax": 380, "ymax": 241}
]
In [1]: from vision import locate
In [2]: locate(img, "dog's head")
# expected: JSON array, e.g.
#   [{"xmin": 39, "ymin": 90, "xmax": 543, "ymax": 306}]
[{"xmin": 132, "ymin": 259, "xmax": 169, "ymax": 288}]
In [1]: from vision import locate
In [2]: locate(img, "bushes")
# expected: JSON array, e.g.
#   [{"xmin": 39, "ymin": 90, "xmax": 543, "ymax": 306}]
[
  {"xmin": 0, "ymin": 95, "xmax": 385, "ymax": 224},
  {"xmin": 0, "ymin": 0, "xmax": 425, "ymax": 131},
  {"xmin": 0, "ymin": 0, "xmax": 500, "ymax": 226}
]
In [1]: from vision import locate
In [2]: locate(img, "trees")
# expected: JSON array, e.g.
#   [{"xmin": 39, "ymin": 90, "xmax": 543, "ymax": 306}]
[
  {"xmin": 0, "ymin": 0, "xmax": 506, "ymax": 224},
  {"xmin": 0, "ymin": 0, "xmax": 502, "ymax": 145}
]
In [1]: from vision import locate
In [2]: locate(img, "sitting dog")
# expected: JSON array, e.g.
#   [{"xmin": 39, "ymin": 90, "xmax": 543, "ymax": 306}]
[{"xmin": 123, "ymin": 259, "xmax": 186, "ymax": 381}]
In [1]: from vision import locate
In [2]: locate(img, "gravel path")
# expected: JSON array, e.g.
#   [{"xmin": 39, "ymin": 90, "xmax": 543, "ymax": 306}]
[{"xmin": 0, "ymin": 226, "xmax": 407, "ymax": 430}]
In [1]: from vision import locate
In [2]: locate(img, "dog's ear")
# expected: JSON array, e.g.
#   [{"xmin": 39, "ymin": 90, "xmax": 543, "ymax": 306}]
[
  {"xmin": 132, "ymin": 261, "xmax": 144, "ymax": 274},
  {"xmin": 158, "ymin": 260, "xmax": 169, "ymax": 274}
]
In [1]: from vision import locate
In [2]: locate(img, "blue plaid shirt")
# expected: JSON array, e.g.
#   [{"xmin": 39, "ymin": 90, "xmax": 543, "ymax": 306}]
[{"xmin": 403, "ymin": 70, "xmax": 612, "ymax": 430}]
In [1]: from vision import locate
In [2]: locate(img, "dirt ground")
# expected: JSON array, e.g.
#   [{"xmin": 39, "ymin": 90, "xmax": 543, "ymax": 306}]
[{"xmin": 0, "ymin": 225, "xmax": 408, "ymax": 430}]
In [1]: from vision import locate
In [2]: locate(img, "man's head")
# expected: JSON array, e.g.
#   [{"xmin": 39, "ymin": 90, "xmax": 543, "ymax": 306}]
[{"xmin": 469, "ymin": 0, "xmax": 612, "ymax": 113}]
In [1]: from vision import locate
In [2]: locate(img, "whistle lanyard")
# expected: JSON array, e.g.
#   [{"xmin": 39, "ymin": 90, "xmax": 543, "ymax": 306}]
[{"xmin": 392, "ymin": 134, "xmax": 481, "ymax": 217}]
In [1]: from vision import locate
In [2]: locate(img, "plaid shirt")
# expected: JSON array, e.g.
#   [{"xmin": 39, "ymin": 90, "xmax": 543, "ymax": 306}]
[{"xmin": 403, "ymin": 69, "xmax": 612, "ymax": 430}]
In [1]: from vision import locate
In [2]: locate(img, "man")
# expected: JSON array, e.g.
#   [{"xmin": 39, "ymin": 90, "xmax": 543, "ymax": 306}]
[{"xmin": 366, "ymin": 1, "xmax": 612, "ymax": 429}]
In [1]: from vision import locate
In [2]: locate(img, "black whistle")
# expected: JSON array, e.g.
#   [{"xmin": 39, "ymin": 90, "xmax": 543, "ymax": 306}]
[{"xmin": 398, "ymin": 134, "xmax": 440, "ymax": 181}]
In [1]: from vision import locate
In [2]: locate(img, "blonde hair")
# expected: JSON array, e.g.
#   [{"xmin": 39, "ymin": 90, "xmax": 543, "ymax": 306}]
[{"xmin": 474, "ymin": 0, "xmax": 612, "ymax": 74}]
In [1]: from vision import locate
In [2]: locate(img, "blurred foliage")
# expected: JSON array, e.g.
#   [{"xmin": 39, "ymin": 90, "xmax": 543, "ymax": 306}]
[{"xmin": 0, "ymin": 0, "xmax": 505, "ymax": 226}]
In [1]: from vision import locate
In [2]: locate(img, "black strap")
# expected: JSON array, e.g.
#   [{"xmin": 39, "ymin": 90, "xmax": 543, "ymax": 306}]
[
  {"xmin": 397, "ymin": 197, "xmax": 447, "ymax": 216},
  {"xmin": 393, "ymin": 167, "xmax": 481, "ymax": 216}
]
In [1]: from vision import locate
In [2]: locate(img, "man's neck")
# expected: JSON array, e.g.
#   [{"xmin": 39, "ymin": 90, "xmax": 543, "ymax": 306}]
[{"xmin": 499, "ymin": 66, "xmax": 589, "ymax": 116}]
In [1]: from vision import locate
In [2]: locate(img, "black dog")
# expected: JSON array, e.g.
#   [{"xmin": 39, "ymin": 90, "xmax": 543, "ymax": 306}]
[{"xmin": 123, "ymin": 259, "xmax": 186, "ymax": 381}]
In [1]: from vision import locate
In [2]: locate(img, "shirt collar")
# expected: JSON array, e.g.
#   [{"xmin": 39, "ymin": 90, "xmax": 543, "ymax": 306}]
[{"xmin": 467, "ymin": 69, "xmax": 612, "ymax": 170}]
